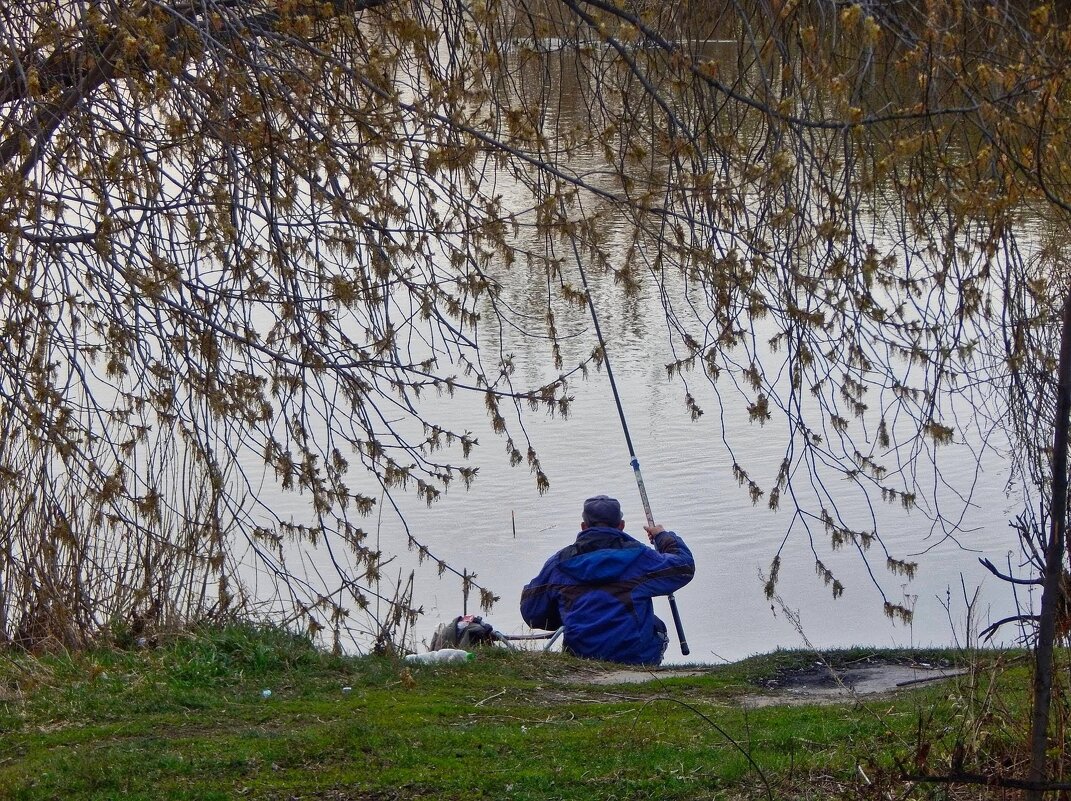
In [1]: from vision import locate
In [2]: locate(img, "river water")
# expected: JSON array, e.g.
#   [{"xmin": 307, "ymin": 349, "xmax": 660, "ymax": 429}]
[
  {"xmin": 368, "ymin": 281, "xmax": 1023, "ymax": 665},
  {"xmin": 244, "ymin": 37, "xmax": 1030, "ymax": 665},
  {"xmin": 251, "ymin": 246, "xmax": 1026, "ymax": 664}
]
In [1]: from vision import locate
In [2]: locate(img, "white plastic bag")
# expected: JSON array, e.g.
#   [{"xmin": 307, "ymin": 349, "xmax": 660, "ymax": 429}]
[{"xmin": 404, "ymin": 648, "xmax": 475, "ymax": 665}]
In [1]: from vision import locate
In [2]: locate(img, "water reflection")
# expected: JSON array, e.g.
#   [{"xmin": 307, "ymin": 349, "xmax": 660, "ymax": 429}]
[
  {"xmin": 260, "ymin": 233, "xmax": 1021, "ymax": 662},
  {"xmin": 365, "ymin": 333, "xmax": 1018, "ymax": 663}
]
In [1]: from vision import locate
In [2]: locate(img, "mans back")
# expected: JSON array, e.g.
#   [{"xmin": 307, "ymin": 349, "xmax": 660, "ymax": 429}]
[{"xmin": 520, "ymin": 524, "xmax": 694, "ymax": 665}]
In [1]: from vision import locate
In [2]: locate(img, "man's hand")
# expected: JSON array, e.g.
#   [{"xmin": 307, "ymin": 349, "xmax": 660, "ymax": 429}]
[{"xmin": 643, "ymin": 524, "xmax": 665, "ymax": 543}]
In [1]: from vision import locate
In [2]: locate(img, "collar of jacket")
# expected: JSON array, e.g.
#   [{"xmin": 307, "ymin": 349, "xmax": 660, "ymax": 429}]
[{"xmin": 559, "ymin": 527, "xmax": 643, "ymax": 560}]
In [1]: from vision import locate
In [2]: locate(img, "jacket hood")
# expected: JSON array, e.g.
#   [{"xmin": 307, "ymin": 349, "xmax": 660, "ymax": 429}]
[{"xmin": 558, "ymin": 528, "xmax": 645, "ymax": 584}]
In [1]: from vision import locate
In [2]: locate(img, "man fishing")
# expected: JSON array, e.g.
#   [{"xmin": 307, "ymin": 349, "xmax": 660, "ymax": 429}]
[{"xmin": 520, "ymin": 495, "xmax": 695, "ymax": 665}]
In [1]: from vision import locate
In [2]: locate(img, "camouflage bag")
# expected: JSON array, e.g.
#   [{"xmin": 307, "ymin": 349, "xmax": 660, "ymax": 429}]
[{"xmin": 430, "ymin": 615, "xmax": 496, "ymax": 650}]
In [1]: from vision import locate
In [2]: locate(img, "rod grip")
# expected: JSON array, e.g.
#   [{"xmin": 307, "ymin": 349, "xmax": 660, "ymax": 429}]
[{"xmin": 668, "ymin": 594, "xmax": 690, "ymax": 656}]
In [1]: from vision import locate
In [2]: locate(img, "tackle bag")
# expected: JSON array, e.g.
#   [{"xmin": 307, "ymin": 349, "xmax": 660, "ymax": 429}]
[{"xmin": 430, "ymin": 614, "xmax": 496, "ymax": 650}]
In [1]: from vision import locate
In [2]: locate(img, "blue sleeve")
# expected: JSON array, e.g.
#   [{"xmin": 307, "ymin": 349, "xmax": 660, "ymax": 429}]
[
  {"xmin": 635, "ymin": 530, "xmax": 694, "ymax": 598},
  {"xmin": 519, "ymin": 557, "xmax": 563, "ymax": 631}
]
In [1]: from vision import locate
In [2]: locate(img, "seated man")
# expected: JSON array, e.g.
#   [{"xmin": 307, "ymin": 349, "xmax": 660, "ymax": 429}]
[{"xmin": 520, "ymin": 495, "xmax": 695, "ymax": 665}]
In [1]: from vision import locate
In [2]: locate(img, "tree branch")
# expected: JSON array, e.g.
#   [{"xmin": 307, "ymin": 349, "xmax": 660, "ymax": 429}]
[
  {"xmin": 980, "ymin": 615, "xmax": 1038, "ymax": 642},
  {"xmin": 0, "ymin": 0, "xmax": 395, "ymax": 171},
  {"xmin": 979, "ymin": 557, "xmax": 1043, "ymax": 585}
]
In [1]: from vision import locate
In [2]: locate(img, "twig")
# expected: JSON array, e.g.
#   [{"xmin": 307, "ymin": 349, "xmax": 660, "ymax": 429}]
[
  {"xmin": 475, "ymin": 689, "xmax": 507, "ymax": 707},
  {"xmin": 635, "ymin": 696, "xmax": 776, "ymax": 801},
  {"xmin": 895, "ymin": 671, "xmax": 966, "ymax": 688}
]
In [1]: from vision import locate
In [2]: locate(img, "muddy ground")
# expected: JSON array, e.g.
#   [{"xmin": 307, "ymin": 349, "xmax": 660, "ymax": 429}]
[{"xmin": 559, "ymin": 658, "xmax": 967, "ymax": 706}]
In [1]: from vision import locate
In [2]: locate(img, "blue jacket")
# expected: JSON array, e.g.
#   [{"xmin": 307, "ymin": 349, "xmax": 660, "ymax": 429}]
[{"xmin": 520, "ymin": 526, "xmax": 694, "ymax": 665}]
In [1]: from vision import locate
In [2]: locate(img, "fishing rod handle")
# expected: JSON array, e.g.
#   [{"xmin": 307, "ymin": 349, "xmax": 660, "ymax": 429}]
[
  {"xmin": 632, "ymin": 458, "xmax": 690, "ymax": 656},
  {"xmin": 668, "ymin": 594, "xmax": 690, "ymax": 656}
]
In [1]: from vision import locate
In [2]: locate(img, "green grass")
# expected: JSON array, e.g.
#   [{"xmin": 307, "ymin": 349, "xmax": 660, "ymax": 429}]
[{"xmin": 0, "ymin": 625, "xmax": 1033, "ymax": 800}]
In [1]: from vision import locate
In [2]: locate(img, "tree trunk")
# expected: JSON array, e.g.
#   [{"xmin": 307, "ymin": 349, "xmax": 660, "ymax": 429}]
[{"xmin": 1027, "ymin": 289, "xmax": 1071, "ymax": 800}]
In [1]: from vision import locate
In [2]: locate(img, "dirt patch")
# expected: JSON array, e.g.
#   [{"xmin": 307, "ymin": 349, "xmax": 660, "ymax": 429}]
[
  {"xmin": 745, "ymin": 661, "xmax": 967, "ymax": 707},
  {"xmin": 545, "ymin": 659, "xmax": 967, "ymax": 705},
  {"xmin": 578, "ymin": 668, "xmax": 709, "ymax": 685},
  {"xmin": 532, "ymin": 661, "xmax": 710, "ymax": 687}
]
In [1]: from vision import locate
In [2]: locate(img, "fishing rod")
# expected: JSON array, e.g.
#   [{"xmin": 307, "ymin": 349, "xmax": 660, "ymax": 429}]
[{"xmin": 574, "ymin": 260, "xmax": 690, "ymax": 656}]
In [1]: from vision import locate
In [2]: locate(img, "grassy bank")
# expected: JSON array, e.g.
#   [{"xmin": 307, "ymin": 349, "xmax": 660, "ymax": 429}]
[{"xmin": 0, "ymin": 626, "xmax": 1029, "ymax": 800}]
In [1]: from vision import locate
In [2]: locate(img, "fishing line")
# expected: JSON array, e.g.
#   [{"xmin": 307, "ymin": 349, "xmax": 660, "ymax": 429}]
[{"xmin": 571, "ymin": 244, "xmax": 690, "ymax": 656}]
